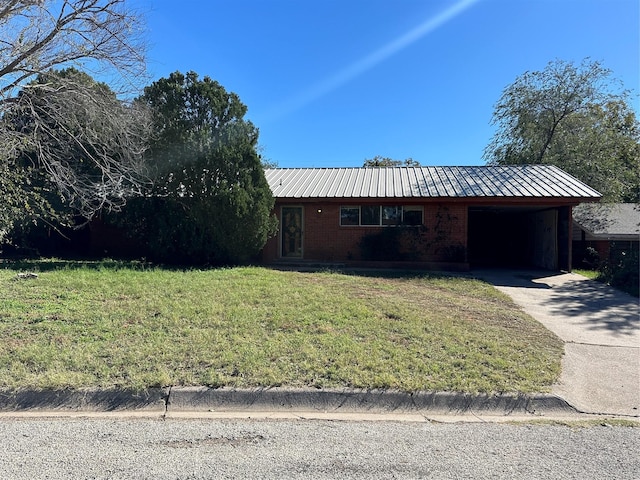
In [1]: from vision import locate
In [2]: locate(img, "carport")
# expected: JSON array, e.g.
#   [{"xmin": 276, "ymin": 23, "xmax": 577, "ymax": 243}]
[{"xmin": 468, "ymin": 204, "xmax": 574, "ymax": 271}]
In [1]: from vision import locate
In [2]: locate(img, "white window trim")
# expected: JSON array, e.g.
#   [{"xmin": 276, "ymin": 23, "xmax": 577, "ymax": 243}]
[{"xmin": 339, "ymin": 205, "xmax": 424, "ymax": 227}]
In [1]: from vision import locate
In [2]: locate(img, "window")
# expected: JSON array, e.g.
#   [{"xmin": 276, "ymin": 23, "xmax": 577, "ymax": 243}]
[
  {"xmin": 340, "ymin": 205, "xmax": 423, "ymax": 226},
  {"xmin": 361, "ymin": 205, "xmax": 380, "ymax": 225},
  {"xmin": 382, "ymin": 206, "xmax": 402, "ymax": 226},
  {"xmin": 340, "ymin": 207, "xmax": 359, "ymax": 226},
  {"xmin": 403, "ymin": 206, "xmax": 423, "ymax": 226}
]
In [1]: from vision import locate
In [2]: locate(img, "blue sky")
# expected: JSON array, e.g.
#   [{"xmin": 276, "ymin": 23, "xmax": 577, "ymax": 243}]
[{"xmin": 137, "ymin": 0, "xmax": 639, "ymax": 168}]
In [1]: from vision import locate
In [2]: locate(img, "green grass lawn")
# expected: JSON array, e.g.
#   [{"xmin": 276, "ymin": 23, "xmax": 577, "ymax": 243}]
[
  {"xmin": 0, "ymin": 260, "xmax": 563, "ymax": 393},
  {"xmin": 573, "ymin": 269, "xmax": 599, "ymax": 280},
  {"xmin": 574, "ymin": 268, "xmax": 639, "ymax": 297}
]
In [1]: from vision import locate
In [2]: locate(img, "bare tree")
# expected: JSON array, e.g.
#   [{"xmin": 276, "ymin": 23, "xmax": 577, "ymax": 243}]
[
  {"xmin": 6, "ymin": 69, "xmax": 152, "ymax": 217},
  {"xmin": 0, "ymin": 0, "xmax": 146, "ymax": 97},
  {"xmin": 0, "ymin": 1, "xmax": 150, "ymax": 241}
]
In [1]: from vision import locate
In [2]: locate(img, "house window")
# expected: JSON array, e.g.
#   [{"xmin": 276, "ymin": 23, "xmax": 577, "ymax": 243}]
[
  {"xmin": 361, "ymin": 205, "xmax": 380, "ymax": 225},
  {"xmin": 340, "ymin": 207, "xmax": 359, "ymax": 226},
  {"xmin": 403, "ymin": 206, "xmax": 423, "ymax": 226},
  {"xmin": 340, "ymin": 206, "xmax": 423, "ymax": 226},
  {"xmin": 382, "ymin": 206, "xmax": 402, "ymax": 226}
]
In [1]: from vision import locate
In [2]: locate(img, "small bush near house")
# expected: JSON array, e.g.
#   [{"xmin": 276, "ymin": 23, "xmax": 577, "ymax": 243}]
[
  {"xmin": 578, "ymin": 246, "xmax": 639, "ymax": 297},
  {"xmin": 358, "ymin": 227, "xmax": 424, "ymax": 261},
  {"xmin": 598, "ymin": 250, "xmax": 639, "ymax": 297},
  {"xmin": 438, "ymin": 244, "xmax": 467, "ymax": 263}
]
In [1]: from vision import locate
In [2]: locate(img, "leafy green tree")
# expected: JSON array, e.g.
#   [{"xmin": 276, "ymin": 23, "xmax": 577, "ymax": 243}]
[
  {"xmin": 363, "ymin": 156, "xmax": 421, "ymax": 167},
  {"xmin": 118, "ymin": 71, "xmax": 277, "ymax": 265},
  {"xmin": 484, "ymin": 59, "xmax": 639, "ymax": 202}
]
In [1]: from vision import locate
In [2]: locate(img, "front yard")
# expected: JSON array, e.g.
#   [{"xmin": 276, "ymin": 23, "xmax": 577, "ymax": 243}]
[{"xmin": 0, "ymin": 260, "xmax": 563, "ymax": 393}]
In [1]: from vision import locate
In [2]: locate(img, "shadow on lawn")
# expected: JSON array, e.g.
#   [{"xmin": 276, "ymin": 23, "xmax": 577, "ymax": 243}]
[
  {"xmin": 1, "ymin": 256, "xmax": 471, "ymax": 282},
  {"xmin": 289, "ymin": 266, "xmax": 470, "ymax": 282},
  {"xmin": 0, "ymin": 256, "xmax": 159, "ymax": 272},
  {"xmin": 471, "ymin": 269, "xmax": 552, "ymax": 289}
]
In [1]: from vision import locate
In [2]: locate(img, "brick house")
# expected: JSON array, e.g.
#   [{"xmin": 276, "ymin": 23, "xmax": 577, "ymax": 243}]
[
  {"xmin": 572, "ymin": 203, "xmax": 639, "ymax": 268},
  {"xmin": 261, "ymin": 166, "xmax": 601, "ymax": 271}
]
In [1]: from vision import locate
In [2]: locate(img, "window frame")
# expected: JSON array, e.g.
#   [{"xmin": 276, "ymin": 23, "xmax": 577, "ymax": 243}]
[
  {"xmin": 339, "ymin": 205, "xmax": 424, "ymax": 227},
  {"xmin": 361, "ymin": 205, "xmax": 381, "ymax": 226},
  {"xmin": 402, "ymin": 205, "xmax": 424, "ymax": 226},
  {"xmin": 339, "ymin": 206, "xmax": 360, "ymax": 226}
]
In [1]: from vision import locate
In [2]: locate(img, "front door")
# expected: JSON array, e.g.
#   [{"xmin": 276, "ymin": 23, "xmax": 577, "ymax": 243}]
[{"xmin": 281, "ymin": 206, "xmax": 303, "ymax": 258}]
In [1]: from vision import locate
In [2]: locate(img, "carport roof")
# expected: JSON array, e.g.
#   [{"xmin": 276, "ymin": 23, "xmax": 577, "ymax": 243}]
[{"xmin": 265, "ymin": 166, "xmax": 602, "ymax": 199}]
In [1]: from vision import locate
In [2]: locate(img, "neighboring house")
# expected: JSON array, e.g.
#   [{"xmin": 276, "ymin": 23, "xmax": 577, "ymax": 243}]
[
  {"xmin": 262, "ymin": 166, "xmax": 601, "ymax": 271},
  {"xmin": 572, "ymin": 203, "xmax": 640, "ymax": 268}
]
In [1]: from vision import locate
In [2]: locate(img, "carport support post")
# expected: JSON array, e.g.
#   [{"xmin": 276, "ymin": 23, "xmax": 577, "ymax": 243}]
[{"xmin": 558, "ymin": 206, "xmax": 572, "ymax": 272}]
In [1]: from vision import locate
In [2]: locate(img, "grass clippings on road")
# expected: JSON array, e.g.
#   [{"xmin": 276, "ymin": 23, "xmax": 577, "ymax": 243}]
[{"xmin": 0, "ymin": 260, "xmax": 563, "ymax": 393}]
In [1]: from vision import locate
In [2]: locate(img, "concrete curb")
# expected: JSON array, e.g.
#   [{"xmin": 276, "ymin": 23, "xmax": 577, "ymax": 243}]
[
  {"xmin": 0, "ymin": 388, "xmax": 168, "ymax": 413},
  {"xmin": 0, "ymin": 387, "xmax": 578, "ymax": 416},
  {"xmin": 167, "ymin": 387, "xmax": 577, "ymax": 416}
]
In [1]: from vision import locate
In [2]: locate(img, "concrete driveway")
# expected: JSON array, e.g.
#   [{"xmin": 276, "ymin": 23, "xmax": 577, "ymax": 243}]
[{"xmin": 475, "ymin": 270, "xmax": 639, "ymax": 417}]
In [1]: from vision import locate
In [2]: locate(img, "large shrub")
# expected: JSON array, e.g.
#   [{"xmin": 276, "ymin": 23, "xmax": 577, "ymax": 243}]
[{"xmin": 113, "ymin": 72, "xmax": 277, "ymax": 265}]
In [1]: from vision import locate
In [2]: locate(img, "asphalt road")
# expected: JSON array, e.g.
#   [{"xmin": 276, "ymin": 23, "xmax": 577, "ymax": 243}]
[{"xmin": 1, "ymin": 417, "xmax": 638, "ymax": 479}]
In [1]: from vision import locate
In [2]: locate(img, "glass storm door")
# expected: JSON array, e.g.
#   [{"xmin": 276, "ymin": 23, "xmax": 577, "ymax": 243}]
[{"xmin": 281, "ymin": 206, "xmax": 303, "ymax": 258}]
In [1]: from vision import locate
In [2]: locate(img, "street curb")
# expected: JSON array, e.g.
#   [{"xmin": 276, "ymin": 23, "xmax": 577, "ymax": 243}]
[
  {"xmin": 167, "ymin": 387, "xmax": 577, "ymax": 416},
  {"xmin": 0, "ymin": 388, "xmax": 168, "ymax": 413},
  {"xmin": 0, "ymin": 387, "xmax": 578, "ymax": 416}
]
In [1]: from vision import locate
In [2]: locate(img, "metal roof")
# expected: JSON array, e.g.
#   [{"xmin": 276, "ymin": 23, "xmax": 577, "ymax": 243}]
[{"xmin": 265, "ymin": 166, "xmax": 602, "ymax": 199}]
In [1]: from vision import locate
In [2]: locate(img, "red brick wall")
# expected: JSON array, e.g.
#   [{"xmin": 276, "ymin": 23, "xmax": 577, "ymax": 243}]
[{"xmin": 262, "ymin": 200, "xmax": 468, "ymax": 264}]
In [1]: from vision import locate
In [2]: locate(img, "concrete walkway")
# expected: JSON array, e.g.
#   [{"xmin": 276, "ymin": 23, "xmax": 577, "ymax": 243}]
[{"xmin": 475, "ymin": 270, "xmax": 639, "ymax": 417}]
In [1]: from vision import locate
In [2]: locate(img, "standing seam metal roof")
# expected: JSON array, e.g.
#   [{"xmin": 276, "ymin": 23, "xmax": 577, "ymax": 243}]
[{"xmin": 265, "ymin": 166, "xmax": 602, "ymax": 199}]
